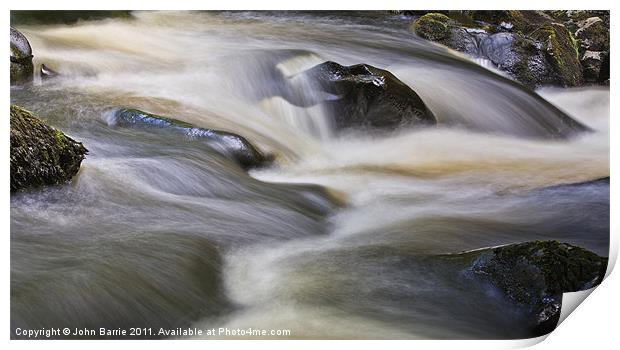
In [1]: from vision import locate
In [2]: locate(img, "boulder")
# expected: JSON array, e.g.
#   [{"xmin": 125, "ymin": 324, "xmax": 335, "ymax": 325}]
[
  {"xmin": 480, "ymin": 32, "xmax": 558, "ymax": 88},
  {"xmin": 575, "ymin": 17, "xmax": 610, "ymax": 52},
  {"xmin": 10, "ymin": 105, "xmax": 88, "ymax": 193},
  {"xmin": 112, "ymin": 108, "xmax": 270, "ymax": 169},
  {"xmin": 461, "ymin": 241, "xmax": 607, "ymax": 335},
  {"xmin": 411, "ymin": 11, "xmax": 593, "ymax": 88},
  {"xmin": 10, "ymin": 27, "xmax": 34, "ymax": 85},
  {"xmin": 300, "ymin": 61, "xmax": 436, "ymax": 131}
]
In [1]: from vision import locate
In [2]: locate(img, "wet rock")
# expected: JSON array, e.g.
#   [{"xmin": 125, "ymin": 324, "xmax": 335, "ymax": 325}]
[
  {"xmin": 113, "ymin": 108, "xmax": 270, "ymax": 169},
  {"xmin": 10, "ymin": 105, "xmax": 88, "ymax": 193},
  {"xmin": 301, "ymin": 61, "xmax": 436, "ymax": 131},
  {"xmin": 40, "ymin": 63, "xmax": 59, "ymax": 80},
  {"xmin": 480, "ymin": 32, "xmax": 558, "ymax": 88},
  {"xmin": 529, "ymin": 23, "xmax": 583, "ymax": 87},
  {"xmin": 581, "ymin": 51, "xmax": 607, "ymax": 83},
  {"xmin": 575, "ymin": 17, "xmax": 609, "ymax": 52},
  {"xmin": 411, "ymin": 11, "xmax": 593, "ymax": 88},
  {"xmin": 461, "ymin": 241, "xmax": 607, "ymax": 336},
  {"xmin": 10, "ymin": 27, "xmax": 34, "ymax": 85}
]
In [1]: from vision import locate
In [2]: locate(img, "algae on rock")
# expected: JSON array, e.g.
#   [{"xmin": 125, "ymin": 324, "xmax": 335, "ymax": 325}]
[{"xmin": 10, "ymin": 105, "xmax": 88, "ymax": 193}]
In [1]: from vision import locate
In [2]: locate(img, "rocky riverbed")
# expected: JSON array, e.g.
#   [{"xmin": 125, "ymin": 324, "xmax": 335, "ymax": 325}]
[{"xmin": 10, "ymin": 10, "xmax": 609, "ymax": 340}]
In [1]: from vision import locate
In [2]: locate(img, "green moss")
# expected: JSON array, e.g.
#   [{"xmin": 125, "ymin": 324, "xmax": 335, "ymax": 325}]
[
  {"xmin": 531, "ymin": 24, "xmax": 583, "ymax": 86},
  {"xmin": 10, "ymin": 105, "xmax": 88, "ymax": 192},
  {"xmin": 412, "ymin": 13, "xmax": 453, "ymax": 42}
]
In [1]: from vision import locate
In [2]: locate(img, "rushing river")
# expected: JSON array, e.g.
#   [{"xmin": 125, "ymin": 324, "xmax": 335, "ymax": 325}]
[{"xmin": 10, "ymin": 11, "xmax": 609, "ymax": 339}]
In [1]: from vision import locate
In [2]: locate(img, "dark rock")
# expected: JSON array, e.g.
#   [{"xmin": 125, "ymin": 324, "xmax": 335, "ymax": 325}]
[
  {"xmin": 480, "ymin": 32, "xmax": 558, "ymax": 88},
  {"xmin": 461, "ymin": 241, "xmax": 607, "ymax": 336},
  {"xmin": 300, "ymin": 61, "xmax": 436, "ymax": 131},
  {"xmin": 575, "ymin": 17, "xmax": 609, "ymax": 52},
  {"xmin": 10, "ymin": 10, "xmax": 132, "ymax": 25},
  {"xmin": 113, "ymin": 108, "xmax": 270, "ymax": 169},
  {"xmin": 10, "ymin": 27, "xmax": 34, "ymax": 85},
  {"xmin": 40, "ymin": 63, "xmax": 59, "ymax": 80},
  {"xmin": 412, "ymin": 11, "xmax": 593, "ymax": 88},
  {"xmin": 529, "ymin": 23, "xmax": 583, "ymax": 87},
  {"xmin": 10, "ymin": 105, "xmax": 88, "ymax": 193},
  {"xmin": 581, "ymin": 51, "xmax": 606, "ymax": 83}
]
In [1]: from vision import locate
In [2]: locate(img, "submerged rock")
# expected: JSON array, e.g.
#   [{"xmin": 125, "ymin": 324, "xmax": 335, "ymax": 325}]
[
  {"xmin": 300, "ymin": 61, "xmax": 436, "ymax": 131},
  {"xmin": 10, "ymin": 105, "xmax": 88, "ymax": 193},
  {"xmin": 456, "ymin": 241, "xmax": 607, "ymax": 335},
  {"xmin": 40, "ymin": 63, "xmax": 59, "ymax": 80},
  {"xmin": 10, "ymin": 27, "xmax": 34, "ymax": 85},
  {"xmin": 113, "ymin": 108, "xmax": 270, "ymax": 169}
]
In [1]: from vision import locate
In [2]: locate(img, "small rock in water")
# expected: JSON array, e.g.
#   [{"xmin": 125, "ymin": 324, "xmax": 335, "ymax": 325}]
[
  {"xmin": 113, "ymin": 108, "xmax": 270, "ymax": 169},
  {"xmin": 40, "ymin": 63, "xmax": 60, "ymax": 80}
]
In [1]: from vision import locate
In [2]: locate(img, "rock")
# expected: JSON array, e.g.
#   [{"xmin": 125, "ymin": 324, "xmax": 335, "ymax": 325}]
[
  {"xmin": 300, "ymin": 61, "xmax": 436, "ymax": 131},
  {"xmin": 10, "ymin": 27, "xmax": 34, "ymax": 85},
  {"xmin": 10, "ymin": 10, "xmax": 132, "ymax": 25},
  {"xmin": 112, "ymin": 108, "xmax": 270, "ymax": 169},
  {"xmin": 575, "ymin": 17, "xmax": 609, "ymax": 52},
  {"xmin": 480, "ymin": 32, "xmax": 557, "ymax": 88},
  {"xmin": 40, "ymin": 63, "xmax": 59, "ymax": 80},
  {"xmin": 411, "ymin": 13, "xmax": 454, "ymax": 42},
  {"xmin": 581, "ymin": 51, "xmax": 606, "ymax": 83},
  {"xmin": 411, "ymin": 11, "xmax": 598, "ymax": 88},
  {"xmin": 528, "ymin": 23, "xmax": 583, "ymax": 87},
  {"xmin": 10, "ymin": 105, "xmax": 88, "ymax": 193},
  {"xmin": 462, "ymin": 241, "xmax": 607, "ymax": 335}
]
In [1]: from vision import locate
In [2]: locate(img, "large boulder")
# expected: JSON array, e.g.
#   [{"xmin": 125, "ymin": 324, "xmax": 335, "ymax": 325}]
[
  {"xmin": 459, "ymin": 241, "xmax": 607, "ymax": 335},
  {"xmin": 10, "ymin": 27, "xmax": 34, "ymax": 85},
  {"xmin": 112, "ymin": 108, "xmax": 270, "ymax": 169},
  {"xmin": 10, "ymin": 105, "xmax": 88, "ymax": 193},
  {"xmin": 299, "ymin": 61, "xmax": 436, "ymax": 131}
]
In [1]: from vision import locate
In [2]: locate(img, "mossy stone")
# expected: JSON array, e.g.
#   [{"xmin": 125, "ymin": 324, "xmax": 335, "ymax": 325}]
[
  {"xmin": 10, "ymin": 105, "xmax": 88, "ymax": 193},
  {"xmin": 412, "ymin": 13, "xmax": 454, "ymax": 42}
]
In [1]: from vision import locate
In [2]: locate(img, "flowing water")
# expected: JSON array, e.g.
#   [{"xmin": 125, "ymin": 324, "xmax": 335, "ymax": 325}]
[{"xmin": 10, "ymin": 11, "xmax": 609, "ymax": 339}]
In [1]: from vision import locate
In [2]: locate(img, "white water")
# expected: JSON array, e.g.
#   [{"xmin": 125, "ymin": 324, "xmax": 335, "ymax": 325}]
[{"xmin": 11, "ymin": 11, "xmax": 609, "ymax": 339}]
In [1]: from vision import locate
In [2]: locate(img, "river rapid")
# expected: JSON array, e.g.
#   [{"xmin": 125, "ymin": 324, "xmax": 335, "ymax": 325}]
[{"xmin": 10, "ymin": 11, "xmax": 609, "ymax": 339}]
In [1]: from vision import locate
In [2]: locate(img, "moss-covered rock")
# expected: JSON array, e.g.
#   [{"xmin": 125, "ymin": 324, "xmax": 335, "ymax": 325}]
[
  {"xmin": 530, "ymin": 23, "xmax": 583, "ymax": 87},
  {"xmin": 10, "ymin": 105, "xmax": 88, "ymax": 193},
  {"xmin": 575, "ymin": 16, "xmax": 609, "ymax": 52},
  {"xmin": 458, "ymin": 241, "xmax": 607, "ymax": 335},
  {"xmin": 411, "ymin": 13, "xmax": 454, "ymax": 42},
  {"xmin": 112, "ymin": 108, "xmax": 270, "ymax": 169},
  {"xmin": 10, "ymin": 27, "xmax": 34, "ymax": 85},
  {"xmin": 411, "ymin": 11, "xmax": 595, "ymax": 88}
]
